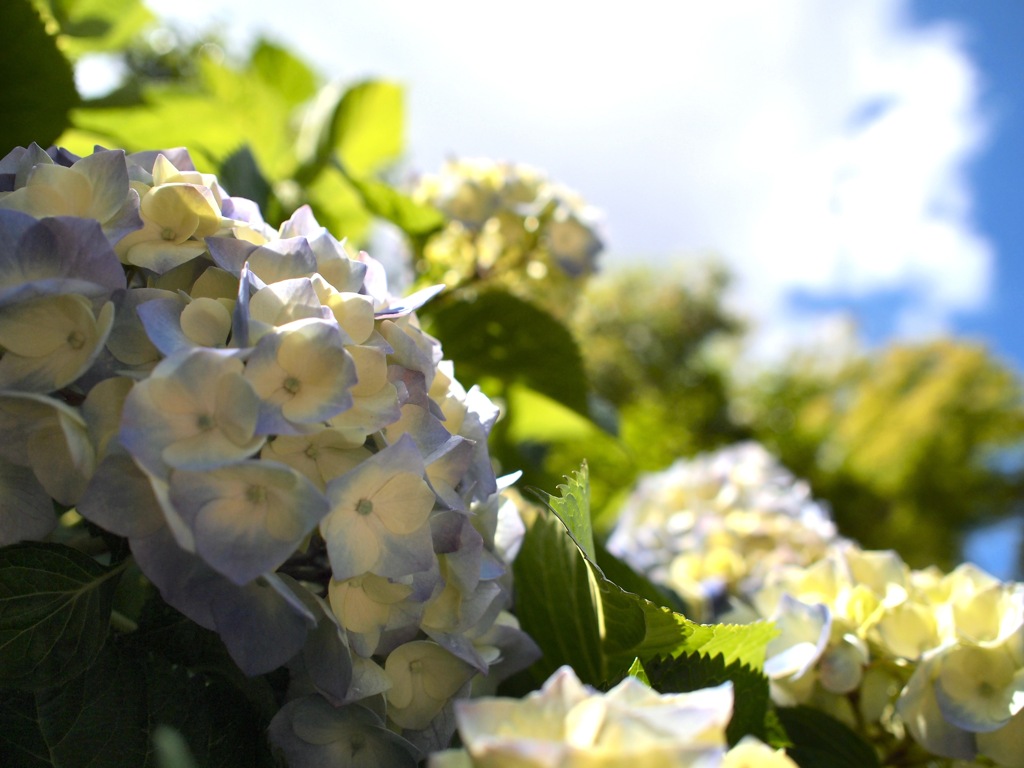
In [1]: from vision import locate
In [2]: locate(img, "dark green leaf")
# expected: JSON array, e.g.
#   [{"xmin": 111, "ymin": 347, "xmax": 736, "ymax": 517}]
[
  {"xmin": 775, "ymin": 706, "xmax": 881, "ymax": 768},
  {"xmin": 0, "ymin": 689, "xmax": 50, "ymax": 767},
  {"xmin": 427, "ymin": 291, "xmax": 590, "ymax": 416},
  {"xmin": 0, "ymin": 542, "xmax": 124, "ymax": 690},
  {"xmin": 513, "ymin": 464, "xmax": 776, "ymax": 693},
  {"xmin": 0, "ymin": 637, "xmax": 274, "ymax": 768},
  {"xmin": 645, "ymin": 652, "xmax": 770, "ymax": 746},
  {"xmin": 218, "ymin": 145, "xmax": 272, "ymax": 213},
  {"xmin": 514, "ymin": 463, "xmax": 693, "ymax": 685},
  {"xmin": 513, "ymin": 503, "xmax": 604, "ymax": 685},
  {"xmin": 132, "ymin": 595, "xmax": 281, "ymax": 723},
  {"xmin": 0, "ymin": 0, "xmax": 78, "ymax": 152},
  {"xmin": 0, "ymin": 645, "xmax": 151, "ymax": 768}
]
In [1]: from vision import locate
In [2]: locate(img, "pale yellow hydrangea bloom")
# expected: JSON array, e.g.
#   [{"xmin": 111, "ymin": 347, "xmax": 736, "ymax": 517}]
[{"xmin": 430, "ymin": 666, "xmax": 733, "ymax": 768}]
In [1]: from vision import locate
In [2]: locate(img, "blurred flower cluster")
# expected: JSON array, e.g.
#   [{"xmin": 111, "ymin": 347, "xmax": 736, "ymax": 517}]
[
  {"xmin": 609, "ymin": 442, "xmax": 1024, "ymax": 767},
  {"xmin": 606, "ymin": 442, "xmax": 842, "ymax": 621},
  {"xmin": 411, "ymin": 158, "xmax": 603, "ymax": 318},
  {"xmin": 429, "ymin": 665, "xmax": 796, "ymax": 768},
  {"xmin": 0, "ymin": 144, "xmax": 538, "ymax": 761}
]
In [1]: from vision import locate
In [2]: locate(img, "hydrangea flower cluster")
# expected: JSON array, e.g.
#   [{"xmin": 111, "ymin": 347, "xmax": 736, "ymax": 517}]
[
  {"xmin": 731, "ymin": 545, "xmax": 1024, "ymax": 767},
  {"xmin": 429, "ymin": 665, "xmax": 797, "ymax": 768},
  {"xmin": 0, "ymin": 143, "xmax": 538, "ymax": 760},
  {"xmin": 609, "ymin": 442, "xmax": 1024, "ymax": 767},
  {"xmin": 411, "ymin": 158, "xmax": 603, "ymax": 317},
  {"xmin": 606, "ymin": 442, "xmax": 841, "ymax": 621}
]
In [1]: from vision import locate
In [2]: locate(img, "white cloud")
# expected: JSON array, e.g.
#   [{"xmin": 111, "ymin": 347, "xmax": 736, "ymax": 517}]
[{"xmin": 146, "ymin": 0, "xmax": 992, "ymax": 351}]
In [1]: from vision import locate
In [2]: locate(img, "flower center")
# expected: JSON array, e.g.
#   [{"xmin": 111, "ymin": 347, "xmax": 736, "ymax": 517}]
[
  {"xmin": 356, "ymin": 498, "xmax": 374, "ymax": 516},
  {"xmin": 283, "ymin": 376, "xmax": 302, "ymax": 395},
  {"xmin": 247, "ymin": 485, "xmax": 267, "ymax": 504},
  {"xmin": 349, "ymin": 734, "xmax": 366, "ymax": 757},
  {"xmin": 196, "ymin": 413, "xmax": 215, "ymax": 431},
  {"xmin": 66, "ymin": 330, "xmax": 86, "ymax": 350},
  {"xmin": 161, "ymin": 227, "xmax": 177, "ymax": 241}
]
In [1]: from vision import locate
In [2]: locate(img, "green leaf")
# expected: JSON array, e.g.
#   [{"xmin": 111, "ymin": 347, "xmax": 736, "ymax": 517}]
[
  {"xmin": 0, "ymin": 0, "xmax": 78, "ymax": 152},
  {"xmin": 505, "ymin": 385, "xmax": 605, "ymax": 444},
  {"xmin": 532, "ymin": 462, "xmax": 595, "ymax": 560},
  {"xmin": 513, "ymin": 501, "xmax": 604, "ymax": 685},
  {"xmin": 625, "ymin": 658, "xmax": 650, "ymax": 686},
  {"xmin": 331, "ymin": 80, "xmax": 404, "ymax": 177},
  {"xmin": 297, "ymin": 80, "xmax": 404, "ymax": 183},
  {"xmin": 48, "ymin": 0, "xmax": 155, "ymax": 57},
  {"xmin": 775, "ymin": 706, "xmax": 881, "ymax": 768},
  {"xmin": 153, "ymin": 726, "xmax": 199, "ymax": 768},
  {"xmin": 594, "ymin": 538, "xmax": 687, "ymax": 614},
  {"xmin": 676, "ymin": 621, "xmax": 779, "ymax": 671},
  {"xmin": 68, "ymin": 56, "xmax": 299, "ymax": 180},
  {"xmin": 0, "ymin": 542, "xmax": 124, "ymax": 690},
  {"xmin": 0, "ymin": 644, "xmax": 153, "ymax": 767},
  {"xmin": 0, "ymin": 636, "xmax": 274, "ymax": 768},
  {"xmin": 217, "ymin": 145, "xmax": 272, "ymax": 213},
  {"xmin": 249, "ymin": 39, "xmax": 318, "ymax": 106},
  {"xmin": 513, "ymin": 463, "xmax": 777, "ymax": 695},
  {"xmin": 644, "ymin": 651, "xmax": 770, "ymax": 746},
  {"xmin": 305, "ymin": 169, "xmax": 373, "ymax": 244},
  {"xmin": 427, "ymin": 291, "xmax": 590, "ymax": 416},
  {"xmin": 132, "ymin": 594, "xmax": 280, "ymax": 723},
  {"xmin": 342, "ymin": 172, "xmax": 446, "ymax": 237}
]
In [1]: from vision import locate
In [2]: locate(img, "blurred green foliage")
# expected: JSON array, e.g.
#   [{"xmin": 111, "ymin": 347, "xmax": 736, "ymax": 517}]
[
  {"xmin": 569, "ymin": 264, "xmax": 1024, "ymax": 571},
  {"xmin": 15, "ymin": 0, "xmax": 433, "ymax": 250},
  {"xmin": 738, "ymin": 338, "xmax": 1024, "ymax": 570},
  {"xmin": 567, "ymin": 264, "xmax": 750, "ymax": 515}
]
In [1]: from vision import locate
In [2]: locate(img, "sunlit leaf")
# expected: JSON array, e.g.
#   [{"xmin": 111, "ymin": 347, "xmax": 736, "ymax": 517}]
[
  {"xmin": 342, "ymin": 172, "xmax": 445, "ymax": 237},
  {"xmin": 49, "ymin": 0, "xmax": 155, "ymax": 57},
  {"xmin": 531, "ymin": 462, "xmax": 595, "ymax": 560},
  {"xmin": 249, "ymin": 39, "xmax": 318, "ymax": 106},
  {"xmin": 67, "ymin": 56, "xmax": 297, "ymax": 180},
  {"xmin": 626, "ymin": 657, "xmax": 650, "ymax": 686},
  {"xmin": 0, "ymin": 542, "xmax": 124, "ymax": 690},
  {"xmin": 331, "ymin": 80, "xmax": 404, "ymax": 177}
]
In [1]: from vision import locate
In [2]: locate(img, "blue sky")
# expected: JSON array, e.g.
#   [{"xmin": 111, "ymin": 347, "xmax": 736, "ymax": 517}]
[
  {"xmin": 140, "ymin": 0, "xmax": 1023, "ymax": 370},
  {"xmin": 909, "ymin": 1, "xmax": 1024, "ymax": 371}
]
